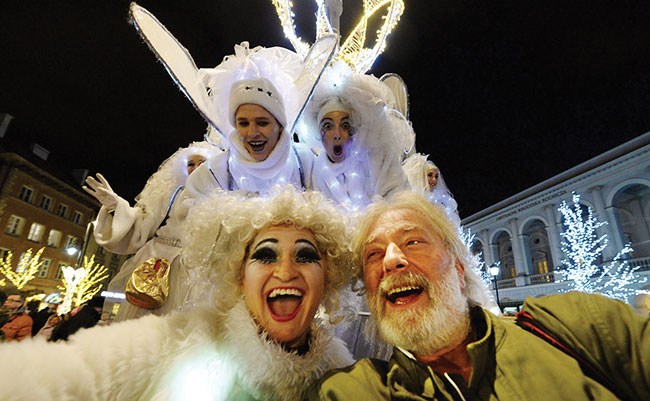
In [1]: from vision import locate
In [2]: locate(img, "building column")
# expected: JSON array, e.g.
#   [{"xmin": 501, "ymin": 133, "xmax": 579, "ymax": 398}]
[
  {"xmin": 543, "ymin": 204, "xmax": 563, "ymax": 270},
  {"xmin": 508, "ymin": 218, "xmax": 527, "ymax": 286},
  {"xmin": 478, "ymin": 229, "xmax": 493, "ymax": 266},
  {"xmin": 589, "ymin": 185, "xmax": 618, "ymax": 261}
]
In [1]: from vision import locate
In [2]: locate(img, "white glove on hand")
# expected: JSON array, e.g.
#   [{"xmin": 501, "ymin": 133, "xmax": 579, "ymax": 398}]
[{"xmin": 83, "ymin": 173, "xmax": 120, "ymax": 211}]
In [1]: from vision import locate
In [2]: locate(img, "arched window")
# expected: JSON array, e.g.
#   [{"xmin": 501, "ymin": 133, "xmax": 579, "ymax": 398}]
[
  {"xmin": 523, "ymin": 219, "xmax": 553, "ymax": 275},
  {"xmin": 613, "ymin": 184, "xmax": 650, "ymax": 259},
  {"xmin": 495, "ymin": 231, "xmax": 515, "ymax": 279}
]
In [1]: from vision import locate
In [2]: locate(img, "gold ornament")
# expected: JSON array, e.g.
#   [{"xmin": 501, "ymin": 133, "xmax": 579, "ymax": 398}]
[{"xmin": 126, "ymin": 258, "xmax": 170, "ymax": 309}]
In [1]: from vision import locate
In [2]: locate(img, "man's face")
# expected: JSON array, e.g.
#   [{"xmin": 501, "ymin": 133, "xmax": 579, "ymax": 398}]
[
  {"xmin": 3, "ymin": 295, "xmax": 23, "ymax": 312},
  {"xmin": 362, "ymin": 208, "xmax": 470, "ymax": 355}
]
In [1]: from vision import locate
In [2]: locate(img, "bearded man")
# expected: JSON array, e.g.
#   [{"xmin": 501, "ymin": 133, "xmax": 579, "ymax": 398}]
[{"xmin": 308, "ymin": 191, "xmax": 650, "ymax": 400}]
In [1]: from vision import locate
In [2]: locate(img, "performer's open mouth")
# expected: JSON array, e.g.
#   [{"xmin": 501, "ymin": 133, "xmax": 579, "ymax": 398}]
[
  {"xmin": 248, "ymin": 140, "xmax": 267, "ymax": 153},
  {"xmin": 266, "ymin": 287, "xmax": 304, "ymax": 321},
  {"xmin": 333, "ymin": 144, "xmax": 343, "ymax": 156},
  {"xmin": 385, "ymin": 285, "xmax": 424, "ymax": 305}
]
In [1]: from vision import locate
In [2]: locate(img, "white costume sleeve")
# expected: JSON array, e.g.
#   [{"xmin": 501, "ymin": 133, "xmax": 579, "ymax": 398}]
[
  {"xmin": 0, "ymin": 309, "xmax": 225, "ymax": 401},
  {"xmin": 294, "ymin": 143, "xmax": 315, "ymax": 190},
  {"xmin": 371, "ymin": 152, "xmax": 410, "ymax": 199},
  {"xmin": 93, "ymin": 195, "xmax": 165, "ymax": 255}
]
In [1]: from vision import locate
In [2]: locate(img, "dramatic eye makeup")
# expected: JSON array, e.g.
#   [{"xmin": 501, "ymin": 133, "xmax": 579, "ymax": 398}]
[
  {"xmin": 294, "ymin": 240, "xmax": 321, "ymax": 264},
  {"xmin": 250, "ymin": 240, "xmax": 279, "ymax": 264}
]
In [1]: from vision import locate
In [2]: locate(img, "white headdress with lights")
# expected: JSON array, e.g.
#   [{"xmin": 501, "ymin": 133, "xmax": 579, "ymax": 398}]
[{"xmin": 297, "ymin": 61, "xmax": 412, "ymax": 210}]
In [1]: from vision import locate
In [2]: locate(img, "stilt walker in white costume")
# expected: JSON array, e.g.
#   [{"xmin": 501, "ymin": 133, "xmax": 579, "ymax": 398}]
[
  {"xmin": 128, "ymin": 4, "xmax": 338, "ymax": 198},
  {"xmin": 403, "ymin": 153, "xmax": 461, "ymax": 226},
  {"xmin": 0, "ymin": 187, "xmax": 354, "ymax": 401},
  {"xmin": 83, "ymin": 141, "xmax": 218, "ymax": 321},
  {"xmin": 299, "ymin": 62, "xmax": 412, "ymax": 212}
]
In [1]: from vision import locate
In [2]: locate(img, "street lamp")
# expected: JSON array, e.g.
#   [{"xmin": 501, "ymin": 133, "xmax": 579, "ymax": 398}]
[
  {"xmin": 65, "ymin": 246, "xmax": 79, "ymax": 256},
  {"xmin": 489, "ymin": 263, "xmax": 501, "ymax": 311}
]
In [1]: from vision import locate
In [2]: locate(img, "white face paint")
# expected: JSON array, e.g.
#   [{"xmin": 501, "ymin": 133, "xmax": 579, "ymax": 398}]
[{"xmin": 241, "ymin": 225, "xmax": 325, "ymax": 348}]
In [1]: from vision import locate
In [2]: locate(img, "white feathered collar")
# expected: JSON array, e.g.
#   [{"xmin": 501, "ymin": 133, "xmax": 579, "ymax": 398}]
[{"xmin": 219, "ymin": 300, "xmax": 354, "ymax": 401}]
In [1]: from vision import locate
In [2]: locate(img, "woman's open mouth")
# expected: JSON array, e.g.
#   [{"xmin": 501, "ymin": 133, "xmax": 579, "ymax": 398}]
[
  {"xmin": 333, "ymin": 144, "xmax": 343, "ymax": 156},
  {"xmin": 248, "ymin": 140, "xmax": 267, "ymax": 153},
  {"xmin": 266, "ymin": 287, "xmax": 304, "ymax": 321}
]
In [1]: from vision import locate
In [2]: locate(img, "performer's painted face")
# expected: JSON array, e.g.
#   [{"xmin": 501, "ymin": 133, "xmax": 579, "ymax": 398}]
[
  {"xmin": 320, "ymin": 111, "xmax": 353, "ymax": 163},
  {"xmin": 427, "ymin": 167, "xmax": 439, "ymax": 191},
  {"xmin": 236, "ymin": 104, "xmax": 283, "ymax": 161},
  {"xmin": 186, "ymin": 154, "xmax": 206, "ymax": 175},
  {"xmin": 242, "ymin": 225, "xmax": 325, "ymax": 348}
]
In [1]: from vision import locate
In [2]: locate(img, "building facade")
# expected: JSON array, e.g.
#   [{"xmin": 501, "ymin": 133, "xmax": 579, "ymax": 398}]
[
  {"xmin": 463, "ymin": 133, "xmax": 650, "ymax": 313},
  {"xmin": 0, "ymin": 149, "xmax": 128, "ymax": 300}
]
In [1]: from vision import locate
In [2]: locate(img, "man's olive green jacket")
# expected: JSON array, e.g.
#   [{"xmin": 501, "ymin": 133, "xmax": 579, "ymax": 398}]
[{"xmin": 308, "ymin": 292, "xmax": 649, "ymax": 400}]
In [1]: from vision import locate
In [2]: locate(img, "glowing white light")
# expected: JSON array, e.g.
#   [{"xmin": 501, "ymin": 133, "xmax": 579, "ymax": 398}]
[
  {"xmin": 557, "ymin": 192, "xmax": 648, "ymax": 301},
  {"xmin": 271, "ymin": 0, "xmax": 405, "ymax": 73},
  {"xmin": 101, "ymin": 291, "xmax": 126, "ymax": 300},
  {"xmin": 66, "ymin": 247, "xmax": 78, "ymax": 256},
  {"xmin": 168, "ymin": 346, "xmax": 235, "ymax": 401}
]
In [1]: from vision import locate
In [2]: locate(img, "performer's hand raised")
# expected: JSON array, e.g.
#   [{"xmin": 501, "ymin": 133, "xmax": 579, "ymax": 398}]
[{"xmin": 83, "ymin": 173, "xmax": 119, "ymax": 211}]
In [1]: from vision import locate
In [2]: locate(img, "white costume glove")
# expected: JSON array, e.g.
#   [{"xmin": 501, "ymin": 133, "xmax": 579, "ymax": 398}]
[{"xmin": 83, "ymin": 173, "xmax": 120, "ymax": 211}]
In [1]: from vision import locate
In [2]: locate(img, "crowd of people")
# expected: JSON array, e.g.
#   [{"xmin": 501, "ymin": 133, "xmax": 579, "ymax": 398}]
[
  {"xmin": 1, "ymin": 3, "xmax": 648, "ymax": 400},
  {"xmin": 0, "ymin": 292, "xmax": 111, "ymax": 342}
]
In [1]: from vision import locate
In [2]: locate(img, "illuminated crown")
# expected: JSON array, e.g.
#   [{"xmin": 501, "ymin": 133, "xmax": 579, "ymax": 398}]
[{"xmin": 271, "ymin": 0, "xmax": 404, "ymax": 73}]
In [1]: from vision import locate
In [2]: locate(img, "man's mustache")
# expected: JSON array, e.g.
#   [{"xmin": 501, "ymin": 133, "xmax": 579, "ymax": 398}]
[{"xmin": 377, "ymin": 271, "xmax": 430, "ymax": 298}]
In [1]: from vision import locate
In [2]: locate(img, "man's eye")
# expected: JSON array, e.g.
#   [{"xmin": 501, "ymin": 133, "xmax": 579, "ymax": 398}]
[
  {"xmin": 321, "ymin": 122, "xmax": 332, "ymax": 130},
  {"xmin": 406, "ymin": 240, "xmax": 420, "ymax": 246},
  {"xmin": 258, "ymin": 121, "xmax": 269, "ymax": 127},
  {"xmin": 342, "ymin": 122, "xmax": 350, "ymax": 130},
  {"xmin": 366, "ymin": 250, "xmax": 381, "ymax": 262},
  {"xmin": 238, "ymin": 121, "xmax": 249, "ymax": 127},
  {"xmin": 251, "ymin": 248, "xmax": 277, "ymax": 264},
  {"xmin": 295, "ymin": 248, "xmax": 321, "ymax": 263}
]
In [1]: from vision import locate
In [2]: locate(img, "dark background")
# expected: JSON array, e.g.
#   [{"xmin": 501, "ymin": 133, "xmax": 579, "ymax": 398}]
[{"xmin": 2, "ymin": 1, "xmax": 650, "ymax": 217}]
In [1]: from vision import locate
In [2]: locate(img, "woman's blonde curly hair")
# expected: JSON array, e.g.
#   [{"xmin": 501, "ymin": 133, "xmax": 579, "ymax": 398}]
[{"xmin": 182, "ymin": 186, "xmax": 353, "ymax": 320}]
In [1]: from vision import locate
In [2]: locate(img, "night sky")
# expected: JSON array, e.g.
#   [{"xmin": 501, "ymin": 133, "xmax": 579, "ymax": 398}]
[{"xmin": 2, "ymin": 1, "xmax": 650, "ymax": 217}]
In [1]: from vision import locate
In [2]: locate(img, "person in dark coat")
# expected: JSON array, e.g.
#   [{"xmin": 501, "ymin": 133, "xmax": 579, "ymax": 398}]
[
  {"xmin": 50, "ymin": 296, "xmax": 105, "ymax": 341},
  {"xmin": 30, "ymin": 302, "xmax": 55, "ymax": 336}
]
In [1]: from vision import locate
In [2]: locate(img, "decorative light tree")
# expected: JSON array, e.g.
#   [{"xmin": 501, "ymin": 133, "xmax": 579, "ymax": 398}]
[
  {"xmin": 557, "ymin": 193, "xmax": 648, "ymax": 302},
  {"xmin": 58, "ymin": 255, "xmax": 108, "ymax": 315},
  {"xmin": 0, "ymin": 248, "xmax": 45, "ymax": 290}
]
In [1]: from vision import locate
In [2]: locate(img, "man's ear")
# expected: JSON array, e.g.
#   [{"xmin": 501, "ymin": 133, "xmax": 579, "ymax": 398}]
[{"xmin": 455, "ymin": 261, "xmax": 466, "ymax": 291}]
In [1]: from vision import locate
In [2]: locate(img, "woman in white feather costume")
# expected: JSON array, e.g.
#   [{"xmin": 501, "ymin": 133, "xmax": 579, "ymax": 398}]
[
  {"xmin": 0, "ymin": 187, "xmax": 353, "ymax": 401},
  {"xmin": 402, "ymin": 153, "xmax": 461, "ymax": 226},
  {"xmin": 84, "ymin": 141, "xmax": 219, "ymax": 321},
  {"xmin": 185, "ymin": 42, "xmax": 315, "ymax": 197},
  {"xmin": 298, "ymin": 62, "xmax": 411, "ymax": 212}
]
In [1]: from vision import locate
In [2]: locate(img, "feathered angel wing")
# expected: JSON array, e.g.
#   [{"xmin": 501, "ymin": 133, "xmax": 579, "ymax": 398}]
[
  {"xmin": 129, "ymin": 3, "xmax": 226, "ymax": 137},
  {"xmin": 379, "ymin": 73, "xmax": 409, "ymax": 119},
  {"xmin": 289, "ymin": 34, "xmax": 338, "ymax": 135}
]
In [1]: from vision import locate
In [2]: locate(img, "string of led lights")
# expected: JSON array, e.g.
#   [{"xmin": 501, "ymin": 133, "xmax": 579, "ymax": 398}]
[{"xmin": 271, "ymin": 0, "xmax": 404, "ymax": 73}]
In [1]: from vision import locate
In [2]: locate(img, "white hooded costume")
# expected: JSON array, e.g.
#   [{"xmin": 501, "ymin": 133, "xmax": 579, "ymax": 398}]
[
  {"xmin": 299, "ymin": 63, "xmax": 412, "ymax": 212},
  {"xmin": 94, "ymin": 141, "xmax": 219, "ymax": 321}
]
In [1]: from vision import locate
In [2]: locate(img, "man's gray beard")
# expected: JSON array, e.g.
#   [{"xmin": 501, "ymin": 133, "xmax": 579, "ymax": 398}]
[{"xmin": 367, "ymin": 266, "xmax": 471, "ymax": 356}]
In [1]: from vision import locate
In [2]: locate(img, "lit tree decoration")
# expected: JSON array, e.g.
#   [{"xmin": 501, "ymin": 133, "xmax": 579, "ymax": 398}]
[
  {"xmin": 557, "ymin": 193, "xmax": 648, "ymax": 301},
  {"xmin": 0, "ymin": 248, "xmax": 44, "ymax": 290},
  {"xmin": 271, "ymin": 0, "xmax": 404, "ymax": 73},
  {"xmin": 460, "ymin": 227, "xmax": 492, "ymax": 287},
  {"xmin": 58, "ymin": 255, "xmax": 109, "ymax": 315}
]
